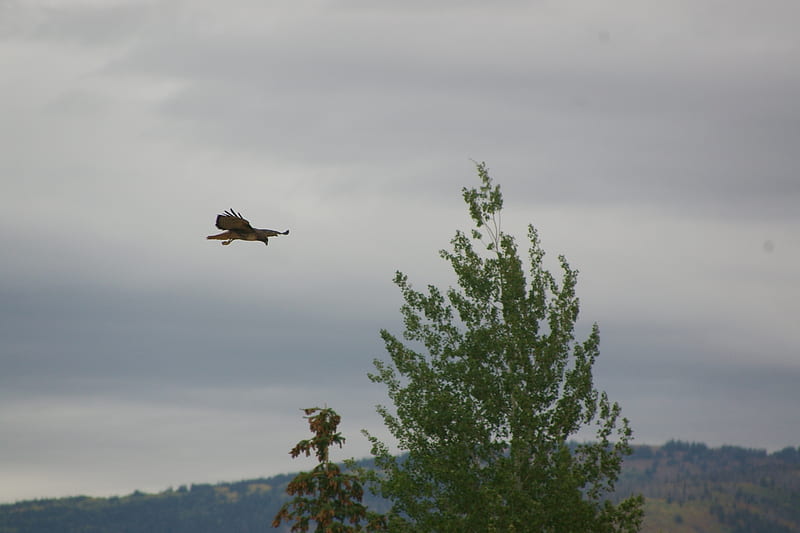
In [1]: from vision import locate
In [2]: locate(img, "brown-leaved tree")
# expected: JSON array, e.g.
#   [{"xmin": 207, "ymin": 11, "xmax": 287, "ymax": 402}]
[{"xmin": 273, "ymin": 407, "xmax": 386, "ymax": 532}]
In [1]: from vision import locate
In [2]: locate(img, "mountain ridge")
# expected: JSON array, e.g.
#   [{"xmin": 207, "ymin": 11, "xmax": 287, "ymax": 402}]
[{"xmin": 2, "ymin": 441, "xmax": 798, "ymax": 532}]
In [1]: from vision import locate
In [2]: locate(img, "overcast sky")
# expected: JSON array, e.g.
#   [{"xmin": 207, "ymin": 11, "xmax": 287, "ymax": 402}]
[{"xmin": 1, "ymin": 0, "xmax": 799, "ymax": 504}]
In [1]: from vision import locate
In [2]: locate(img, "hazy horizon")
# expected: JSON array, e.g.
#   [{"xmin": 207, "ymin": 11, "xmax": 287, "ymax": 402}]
[{"xmin": 3, "ymin": 438, "xmax": 796, "ymax": 505}]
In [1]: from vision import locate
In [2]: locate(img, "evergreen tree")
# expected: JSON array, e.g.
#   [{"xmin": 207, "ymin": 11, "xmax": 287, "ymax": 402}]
[
  {"xmin": 273, "ymin": 408, "xmax": 386, "ymax": 532},
  {"xmin": 366, "ymin": 163, "xmax": 644, "ymax": 532}
]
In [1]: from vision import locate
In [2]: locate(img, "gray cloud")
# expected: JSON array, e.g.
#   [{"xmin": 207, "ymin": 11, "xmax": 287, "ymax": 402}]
[
  {"xmin": 1, "ymin": 0, "xmax": 799, "ymax": 503},
  {"xmin": 91, "ymin": 2, "xmax": 799, "ymax": 216}
]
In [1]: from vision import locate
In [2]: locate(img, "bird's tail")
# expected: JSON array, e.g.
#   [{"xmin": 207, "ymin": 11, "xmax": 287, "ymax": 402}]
[{"xmin": 207, "ymin": 231, "xmax": 232, "ymax": 240}]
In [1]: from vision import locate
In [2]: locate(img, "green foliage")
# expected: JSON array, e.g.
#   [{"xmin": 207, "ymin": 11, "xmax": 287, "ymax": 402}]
[
  {"xmin": 366, "ymin": 162, "xmax": 644, "ymax": 532},
  {"xmin": 273, "ymin": 407, "xmax": 387, "ymax": 532}
]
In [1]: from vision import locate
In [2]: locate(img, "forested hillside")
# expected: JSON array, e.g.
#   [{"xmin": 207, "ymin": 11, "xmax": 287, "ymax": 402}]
[
  {"xmin": 621, "ymin": 441, "xmax": 800, "ymax": 532},
  {"xmin": 1, "ymin": 442, "xmax": 798, "ymax": 532},
  {"xmin": 0, "ymin": 476, "xmax": 295, "ymax": 533}
]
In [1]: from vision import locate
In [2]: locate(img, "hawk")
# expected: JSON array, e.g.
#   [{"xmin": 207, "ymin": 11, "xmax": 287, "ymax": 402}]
[{"xmin": 207, "ymin": 209, "xmax": 289, "ymax": 246}]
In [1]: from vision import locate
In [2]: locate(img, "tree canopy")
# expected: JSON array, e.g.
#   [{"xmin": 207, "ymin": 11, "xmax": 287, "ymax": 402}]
[{"xmin": 366, "ymin": 163, "xmax": 644, "ymax": 532}]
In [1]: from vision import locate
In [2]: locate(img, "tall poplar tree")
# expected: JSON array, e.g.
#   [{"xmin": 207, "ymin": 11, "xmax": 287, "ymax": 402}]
[{"xmin": 366, "ymin": 163, "xmax": 643, "ymax": 532}]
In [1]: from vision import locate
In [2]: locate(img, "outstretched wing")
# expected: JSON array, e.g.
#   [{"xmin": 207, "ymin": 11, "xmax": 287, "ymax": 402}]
[
  {"xmin": 255, "ymin": 228, "xmax": 290, "ymax": 239},
  {"xmin": 215, "ymin": 209, "xmax": 254, "ymax": 233}
]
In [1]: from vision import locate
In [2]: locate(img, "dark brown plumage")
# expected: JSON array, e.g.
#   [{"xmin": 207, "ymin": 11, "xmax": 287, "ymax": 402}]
[{"xmin": 206, "ymin": 209, "xmax": 289, "ymax": 246}]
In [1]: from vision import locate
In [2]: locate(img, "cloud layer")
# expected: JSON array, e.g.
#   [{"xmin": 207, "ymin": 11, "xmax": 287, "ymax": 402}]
[{"xmin": 1, "ymin": 0, "xmax": 799, "ymax": 503}]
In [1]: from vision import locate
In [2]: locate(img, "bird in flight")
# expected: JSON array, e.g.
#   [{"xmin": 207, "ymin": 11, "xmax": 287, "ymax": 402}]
[{"xmin": 207, "ymin": 209, "xmax": 289, "ymax": 246}]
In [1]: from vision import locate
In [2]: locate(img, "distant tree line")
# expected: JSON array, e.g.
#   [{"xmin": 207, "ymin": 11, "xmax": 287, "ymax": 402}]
[{"xmin": 2, "ymin": 443, "xmax": 799, "ymax": 533}]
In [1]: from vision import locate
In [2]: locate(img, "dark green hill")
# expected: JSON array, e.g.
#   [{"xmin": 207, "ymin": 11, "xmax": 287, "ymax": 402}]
[
  {"xmin": 1, "ymin": 443, "xmax": 798, "ymax": 532},
  {"xmin": 622, "ymin": 441, "xmax": 800, "ymax": 533},
  {"xmin": 0, "ymin": 476, "xmax": 294, "ymax": 533}
]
